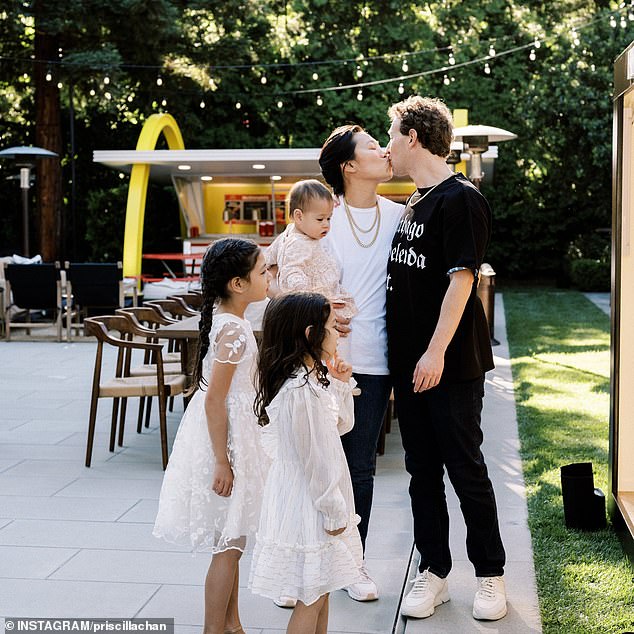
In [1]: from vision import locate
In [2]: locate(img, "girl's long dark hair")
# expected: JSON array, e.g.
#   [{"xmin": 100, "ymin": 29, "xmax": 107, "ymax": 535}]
[
  {"xmin": 191, "ymin": 238, "xmax": 259, "ymax": 391},
  {"xmin": 254, "ymin": 292, "xmax": 331, "ymax": 425}
]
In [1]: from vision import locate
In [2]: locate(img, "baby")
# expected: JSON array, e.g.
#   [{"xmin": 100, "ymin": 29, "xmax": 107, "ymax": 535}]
[{"xmin": 266, "ymin": 179, "xmax": 357, "ymax": 356}]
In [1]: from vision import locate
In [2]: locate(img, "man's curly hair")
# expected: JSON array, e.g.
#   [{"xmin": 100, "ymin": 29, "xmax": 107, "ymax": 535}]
[{"xmin": 388, "ymin": 96, "xmax": 453, "ymax": 158}]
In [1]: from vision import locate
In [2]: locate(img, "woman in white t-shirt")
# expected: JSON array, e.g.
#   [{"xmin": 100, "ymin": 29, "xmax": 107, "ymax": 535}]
[{"xmin": 318, "ymin": 125, "xmax": 404, "ymax": 602}]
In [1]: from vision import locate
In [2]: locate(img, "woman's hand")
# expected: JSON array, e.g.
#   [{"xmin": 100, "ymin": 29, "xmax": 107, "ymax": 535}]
[
  {"xmin": 212, "ymin": 461, "xmax": 234, "ymax": 497},
  {"xmin": 325, "ymin": 526, "xmax": 346, "ymax": 536},
  {"xmin": 326, "ymin": 354, "xmax": 353, "ymax": 382}
]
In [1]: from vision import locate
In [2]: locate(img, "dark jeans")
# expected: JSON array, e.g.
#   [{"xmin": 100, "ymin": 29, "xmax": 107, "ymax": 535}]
[
  {"xmin": 341, "ymin": 373, "xmax": 392, "ymax": 551},
  {"xmin": 393, "ymin": 374, "xmax": 506, "ymax": 578}
]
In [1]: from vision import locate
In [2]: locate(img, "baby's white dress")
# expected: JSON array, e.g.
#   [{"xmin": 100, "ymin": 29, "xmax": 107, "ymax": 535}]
[
  {"xmin": 265, "ymin": 223, "xmax": 358, "ymax": 320},
  {"xmin": 153, "ymin": 312, "xmax": 267, "ymax": 553},
  {"xmin": 249, "ymin": 372, "xmax": 363, "ymax": 605}
]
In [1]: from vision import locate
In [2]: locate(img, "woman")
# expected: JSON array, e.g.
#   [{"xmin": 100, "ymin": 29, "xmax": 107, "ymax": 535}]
[{"xmin": 318, "ymin": 125, "xmax": 404, "ymax": 601}]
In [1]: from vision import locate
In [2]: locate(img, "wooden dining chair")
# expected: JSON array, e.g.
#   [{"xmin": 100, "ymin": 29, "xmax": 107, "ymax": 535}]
[
  {"xmin": 167, "ymin": 292, "xmax": 203, "ymax": 311},
  {"xmin": 84, "ymin": 315, "xmax": 186, "ymax": 469},
  {"xmin": 145, "ymin": 298, "xmax": 199, "ymax": 321}
]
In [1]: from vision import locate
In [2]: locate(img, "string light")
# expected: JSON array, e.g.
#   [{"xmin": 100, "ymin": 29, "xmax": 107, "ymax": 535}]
[
  {"xmin": 529, "ymin": 49, "xmax": 536, "ymax": 61},
  {"xmin": 156, "ymin": 76, "xmax": 163, "ymax": 86},
  {"xmin": 105, "ymin": 92, "xmax": 112, "ymax": 100},
  {"xmin": 443, "ymin": 74, "xmax": 450, "ymax": 85},
  {"xmin": 488, "ymin": 46, "xmax": 496, "ymax": 57},
  {"xmin": 620, "ymin": 16, "xmax": 627, "ymax": 27},
  {"xmin": 161, "ymin": 98, "xmax": 167, "ymax": 106},
  {"xmin": 103, "ymin": 76, "xmax": 110, "ymax": 85},
  {"xmin": 277, "ymin": 99, "xmax": 283, "ymax": 108},
  {"xmin": 534, "ymin": 39, "xmax": 541, "ymax": 48},
  {"xmin": 448, "ymin": 52, "xmax": 455, "ymax": 65},
  {"xmin": 260, "ymin": 75, "xmax": 267, "ymax": 84},
  {"xmin": 89, "ymin": 89, "xmax": 96, "ymax": 96},
  {"xmin": 357, "ymin": 88, "xmax": 363, "ymax": 101},
  {"xmin": 312, "ymin": 72, "xmax": 319, "ymax": 80},
  {"xmin": 398, "ymin": 82, "xmax": 404, "ymax": 94},
  {"xmin": 200, "ymin": 99, "xmax": 205, "ymax": 108},
  {"xmin": 610, "ymin": 15, "xmax": 617, "ymax": 27},
  {"xmin": 45, "ymin": 70, "xmax": 52, "ymax": 81},
  {"xmin": 484, "ymin": 63, "xmax": 491, "ymax": 75},
  {"xmin": 316, "ymin": 94, "xmax": 323, "ymax": 106},
  {"xmin": 57, "ymin": 81, "xmax": 63, "ymax": 89},
  {"xmin": 572, "ymin": 30, "xmax": 580, "ymax": 46},
  {"xmin": 235, "ymin": 101, "xmax": 242, "ymax": 109},
  {"xmin": 356, "ymin": 65, "xmax": 363, "ymax": 78},
  {"xmin": 402, "ymin": 60, "xmax": 409, "ymax": 72}
]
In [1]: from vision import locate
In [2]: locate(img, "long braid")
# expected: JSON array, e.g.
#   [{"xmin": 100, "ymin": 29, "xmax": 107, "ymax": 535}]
[{"xmin": 190, "ymin": 238, "xmax": 259, "ymax": 392}]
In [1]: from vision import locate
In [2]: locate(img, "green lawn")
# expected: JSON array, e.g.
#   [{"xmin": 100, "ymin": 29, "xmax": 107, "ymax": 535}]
[{"xmin": 503, "ymin": 289, "xmax": 633, "ymax": 634}]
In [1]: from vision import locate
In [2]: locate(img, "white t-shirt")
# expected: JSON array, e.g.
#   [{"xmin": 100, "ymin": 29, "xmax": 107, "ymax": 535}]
[{"xmin": 323, "ymin": 195, "xmax": 404, "ymax": 375}]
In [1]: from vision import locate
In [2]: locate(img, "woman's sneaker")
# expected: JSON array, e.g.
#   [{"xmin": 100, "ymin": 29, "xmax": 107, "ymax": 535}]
[
  {"xmin": 472, "ymin": 576, "xmax": 507, "ymax": 620},
  {"xmin": 400, "ymin": 569, "xmax": 449, "ymax": 618},
  {"xmin": 273, "ymin": 596, "xmax": 297, "ymax": 608},
  {"xmin": 345, "ymin": 564, "xmax": 379, "ymax": 601}
]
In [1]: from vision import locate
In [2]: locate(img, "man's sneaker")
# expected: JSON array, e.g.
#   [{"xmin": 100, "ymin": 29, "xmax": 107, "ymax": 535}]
[
  {"xmin": 400, "ymin": 569, "xmax": 449, "ymax": 618},
  {"xmin": 345, "ymin": 564, "xmax": 379, "ymax": 601},
  {"xmin": 273, "ymin": 596, "xmax": 297, "ymax": 608},
  {"xmin": 472, "ymin": 576, "xmax": 507, "ymax": 620}
]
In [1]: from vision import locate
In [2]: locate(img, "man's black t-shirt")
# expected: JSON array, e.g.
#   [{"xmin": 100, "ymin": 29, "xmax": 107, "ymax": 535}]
[{"xmin": 386, "ymin": 172, "xmax": 494, "ymax": 383}]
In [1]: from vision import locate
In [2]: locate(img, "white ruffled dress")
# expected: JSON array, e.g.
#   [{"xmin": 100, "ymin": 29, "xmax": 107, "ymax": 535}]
[
  {"xmin": 153, "ymin": 312, "xmax": 267, "ymax": 553},
  {"xmin": 249, "ymin": 372, "xmax": 363, "ymax": 605}
]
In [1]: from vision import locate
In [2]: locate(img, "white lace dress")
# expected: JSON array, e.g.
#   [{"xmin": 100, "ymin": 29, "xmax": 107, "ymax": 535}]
[
  {"xmin": 249, "ymin": 373, "xmax": 363, "ymax": 605},
  {"xmin": 153, "ymin": 313, "xmax": 267, "ymax": 553},
  {"xmin": 265, "ymin": 223, "xmax": 358, "ymax": 320}
]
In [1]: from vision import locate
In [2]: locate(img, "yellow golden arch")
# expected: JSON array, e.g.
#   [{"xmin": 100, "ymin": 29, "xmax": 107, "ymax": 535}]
[{"xmin": 122, "ymin": 113, "xmax": 185, "ymax": 278}]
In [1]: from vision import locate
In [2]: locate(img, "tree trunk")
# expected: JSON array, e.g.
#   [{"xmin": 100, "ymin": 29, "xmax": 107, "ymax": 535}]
[{"xmin": 34, "ymin": 8, "xmax": 62, "ymax": 261}]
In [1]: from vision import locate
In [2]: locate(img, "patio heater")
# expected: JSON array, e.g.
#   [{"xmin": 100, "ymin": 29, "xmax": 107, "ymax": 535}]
[
  {"xmin": 0, "ymin": 145, "xmax": 59, "ymax": 257},
  {"xmin": 452, "ymin": 124, "xmax": 517, "ymax": 189},
  {"xmin": 610, "ymin": 40, "xmax": 634, "ymax": 564}
]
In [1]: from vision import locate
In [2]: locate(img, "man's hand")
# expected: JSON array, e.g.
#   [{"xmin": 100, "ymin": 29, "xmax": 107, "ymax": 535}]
[
  {"xmin": 212, "ymin": 461, "xmax": 234, "ymax": 497},
  {"xmin": 412, "ymin": 347, "xmax": 444, "ymax": 392}
]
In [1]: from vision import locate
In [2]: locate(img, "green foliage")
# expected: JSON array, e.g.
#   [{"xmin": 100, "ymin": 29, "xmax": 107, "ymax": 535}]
[
  {"xmin": 0, "ymin": 1, "xmax": 631, "ymax": 269},
  {"xmin": 569, "ymin": 258, "xmax": 611, "ymax": 291},
  {"xmin": 505, "ymin": 288, "xmax": 633, "ymax": 633}
]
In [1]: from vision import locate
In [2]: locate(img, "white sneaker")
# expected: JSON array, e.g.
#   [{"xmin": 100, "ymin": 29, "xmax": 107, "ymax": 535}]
[
  {"xmin": 472, "ymin": 576, "xmax": 507, "ymax": 621},
  {"xmin": 273, "ymin": 595, "xmax": 297, "ymax": 608},
  {"xmin": 345, "ymin": 564, "xmax": 379, "ymax": 601},
  {"xmin": 400, "ymin": 569, "xmax": 449, "ymax": 618}
]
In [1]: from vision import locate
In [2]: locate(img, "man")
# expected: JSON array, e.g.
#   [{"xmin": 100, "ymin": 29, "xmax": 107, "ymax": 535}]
[{"xmin": 385, "ymin": 96, "xmax": 507, "ymax": 621}]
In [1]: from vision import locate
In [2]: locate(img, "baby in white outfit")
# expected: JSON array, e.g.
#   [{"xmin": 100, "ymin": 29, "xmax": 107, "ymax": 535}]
[{"xmin": 266, "ymin": 179, "xmax": 357, "ymax": 357}]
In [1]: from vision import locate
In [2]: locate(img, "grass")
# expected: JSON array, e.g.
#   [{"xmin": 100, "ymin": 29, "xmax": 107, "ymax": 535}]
[{"xmin": 503, "ymin": 288, "xmax": 634, "ymax": 634}]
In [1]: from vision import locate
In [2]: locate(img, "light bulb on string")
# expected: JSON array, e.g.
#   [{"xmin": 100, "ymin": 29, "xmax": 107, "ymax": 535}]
[
  {"xmin": 398, "ymin": 82, "xmax": 405, "ymax": 94},
  {"xmin": 488, "ymin": 46, "xmax": 496, "ymax": 58},
  {"xmin": 529, "ymin": 49, "xmax": 536, "ymax": 61},
  {"xmin": 610, "ymin": 15, "xmax": 617, "ymax": 27},
  {"xmin": 104, "ymin": 76, "xmax": 110, "ymax": 85},
  {"xmin": 277, "ymin": 100, "xmax": 283, "ymax": 108},
  {"xmin": 534, "ymin": 38, "xmax": 541, "ymax": 48},
  {"xmin": 161, "ymin": 98, "xmax": 167, "ymax": 107},
  {"xmin": 45, "ymin": 70, "xmax": 52, "ymax": 82},
  {"xmin": 89, "ymin": 89, "xmax": 96, "ymax": 96},
  {"xmin": 316, "ymin": 95, "xmax": 323, "ymax": 106},
  {"xmin": 629, "ymin": 12, "xmax": 634, "ymax": 21},
  {"xmin": 57, "ymin": 81, "xmax": 63, "ymax": 89},
  {"xmin": 200, "ymin": 100, "xmax": 205, "ymax": 108},
  {"xmin": 357, "ymin": 89, "xmax": 363, "ymax": 101},
  {"xmin": 448, "ymin": 52, "xmax": 455, "ymax": 65},
  {"xmin": 402, "ymin": 60, "xmax": 409, "ymax": 72},
  {"xmin": 443, "ymin": 74, "xmax": 450, "ymax": 85},
  {"xmin": 312, "ymin": 71, "xmax": 319, "ymax": 80},
  {"xmin": 356, "ymin": 66, "xmax": 363, "ymax": 78},
  {"xmin": 235, "ymin": 101, "xmax": 242, "ymax": 110},
  {"xmin": 105, "ymin": 92, "xmax": 112, "ymax": 100},
  {"xmin": 484, "ymin": 63, "xmax": 491, "ymax": 75},
  {"xmin": 127, "ymin": 94, "xmax": 133, "ymax": 102},
  {"xmin": 261, "ymin": 75, "xmax": 267, "ymax": 84},
  {"xmin": 156, "ymin": 76, "xmax": 163, "ymax": 86},
  {"xmin": 572, "ymin": 30, "xmax": 580, "ymax": 46},
  {"xmin": 621, "ymin": 17, "xmax": 627, "ymax": 27}
]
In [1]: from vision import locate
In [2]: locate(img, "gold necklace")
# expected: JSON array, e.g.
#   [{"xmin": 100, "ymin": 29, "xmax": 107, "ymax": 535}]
[
  {"xmin": 342, "ymin": 198, "xmax": 381, "ymax": 248},
  {"xmin": 404, "ymin": 182, "xmax": 441, "ymax": 219}
]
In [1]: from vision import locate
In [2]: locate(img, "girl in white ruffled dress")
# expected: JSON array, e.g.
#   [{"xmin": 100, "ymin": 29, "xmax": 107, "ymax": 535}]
[
  {"xmin": 153, "ymin": 238, "xmax": 270, "ymax": 634},
  {"xmin": 250, "ymin": 292, "xmax": 363, "ymax": 634}
]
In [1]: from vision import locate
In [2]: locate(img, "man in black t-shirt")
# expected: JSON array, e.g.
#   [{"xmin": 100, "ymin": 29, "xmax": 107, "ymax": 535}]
[{"xmin": 385, "ymin": 96, "xmax": 507, "ymax": 622}]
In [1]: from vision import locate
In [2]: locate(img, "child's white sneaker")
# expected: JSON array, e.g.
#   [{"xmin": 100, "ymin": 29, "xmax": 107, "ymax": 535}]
[
  {"xmin": 345, "ymin": 563, "xmax": 378, "ymax": 601},
  {"xmin": 400, "ymin": 569, "xmax": 449, "ymax": 618},
  {"xmin": 472, "ymin": 576, "xmax": 507, "ymax": 621},
  {"xmin": 273, "ymin": 596, "xmax": 297, "ymax": 608}
]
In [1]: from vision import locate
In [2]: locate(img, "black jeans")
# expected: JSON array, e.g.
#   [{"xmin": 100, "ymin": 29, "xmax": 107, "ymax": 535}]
[
  {"xmin": 341, "ymin": 373, "xmax": 392, "ymax": 551},
  {"xmin": 393, "ymin": 374, "xmax": 506, "ymax": 578}
]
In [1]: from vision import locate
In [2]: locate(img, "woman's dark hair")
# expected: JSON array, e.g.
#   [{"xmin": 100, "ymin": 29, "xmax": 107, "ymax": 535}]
[
  {"xmin": 319, "ymin": 124, "xmax": 364, "ymax": 196},
  {"xmin": 191, "ymin": 238, "xmax": 260, "ymax": 391},
  {"xmin": 254, "ymin": 292, "xmax": 331, "ymax": 425}
]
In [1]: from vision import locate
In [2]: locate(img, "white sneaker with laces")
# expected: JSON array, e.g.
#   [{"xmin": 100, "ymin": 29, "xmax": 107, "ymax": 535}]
[
  {"xmin": 472, "ymin": 576, "xmax": 507, "ymax": 620},
  {"xmin": 345, "ymin": 564, "xmax": 379, "ymax": 601},
  {"xmin": 400, "ymin": 569, "xmax": 449, "ymax": 618},
  {"xmin": 273, "ymin": 596, "xmax": 297, "ymax": 608}
]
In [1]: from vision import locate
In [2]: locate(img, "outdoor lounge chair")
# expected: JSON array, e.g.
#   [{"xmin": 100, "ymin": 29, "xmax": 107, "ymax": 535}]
[
  {"xmin": 84, "ymin": 315, "xmax": 186, "ymax": 469},
  {"xmin": 3, "ymin": 262, "xmax": 63, "ymax": 341}
]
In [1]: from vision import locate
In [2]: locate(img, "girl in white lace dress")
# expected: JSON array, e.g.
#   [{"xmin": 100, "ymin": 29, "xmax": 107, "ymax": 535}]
[
  {"xmin": 250, "ymin": 292, "xmax": 363, "ymax": 634},
  {"xmin": 153, "ymin": 238, "xmax": 270, "ymax": 634},
  {"xmin": 265, "ymin": 180, "xmax": 357, "ymax": 359}
]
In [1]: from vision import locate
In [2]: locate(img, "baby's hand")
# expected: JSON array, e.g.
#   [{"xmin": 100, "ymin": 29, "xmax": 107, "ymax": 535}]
[
  {"xmin": 212, "ymin": 462, "xmax": 234, "ymax": 497},
  {"xmin": 326, "ymin": 354, "xmax": 353, "ymax": 382},
  {"xmin": 325, "ymin": 526, "xmax": 346, "ymax": 536}
]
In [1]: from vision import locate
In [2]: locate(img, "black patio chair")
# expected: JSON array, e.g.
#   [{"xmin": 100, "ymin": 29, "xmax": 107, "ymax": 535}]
[{"xmin": 3, "ymin": 262, "xmax": 63, "ymax": 341}]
